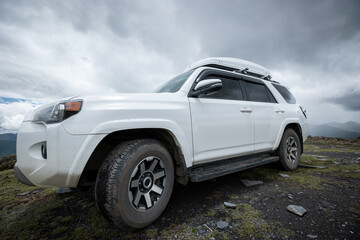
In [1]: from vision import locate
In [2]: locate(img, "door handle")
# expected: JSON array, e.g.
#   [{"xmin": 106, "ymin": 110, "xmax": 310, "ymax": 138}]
[
  {"xmin": 275, "ymin": 108, "xmax": 285, "ymax": 113},
  {"xmin": 240, "ymin": 107, "xmax": 252, "ymax": 113}
]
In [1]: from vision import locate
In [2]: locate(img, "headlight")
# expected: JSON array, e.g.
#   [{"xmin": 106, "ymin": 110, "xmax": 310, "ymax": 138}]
[{"xmin": 32, "ymin": 100, "xmax": 83, "ymax": 124}]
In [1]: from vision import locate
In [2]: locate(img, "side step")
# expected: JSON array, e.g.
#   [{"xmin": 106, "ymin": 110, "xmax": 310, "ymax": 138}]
[{"xmin": 188, "ymin": 155, "xmax": 279, "ymax": 182}]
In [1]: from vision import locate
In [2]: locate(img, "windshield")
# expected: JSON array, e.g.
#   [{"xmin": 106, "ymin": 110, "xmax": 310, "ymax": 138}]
[{"xmin": 155, "ymin": 70, "xmax": 194, "ymax": 93}]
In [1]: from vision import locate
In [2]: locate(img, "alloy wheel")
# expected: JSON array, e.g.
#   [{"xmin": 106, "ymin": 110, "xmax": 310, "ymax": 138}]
[{"xmin": 128, "ymin": 156, "xmax": 166, "ymax": 211}]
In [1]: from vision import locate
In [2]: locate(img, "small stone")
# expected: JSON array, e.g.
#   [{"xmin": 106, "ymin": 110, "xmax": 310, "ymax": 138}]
[
  {"xmin": 198, "ymin": 229, "xmax": 206, "ymax": 235},
  {"xmin": 279, "ymin": 173, "xmax": 290, "ymax": 178},
  {"xmin": 17, "ymin": 192, "xmax": 31, "ymax": 196},
  {"xmin": 309, "ymin": 155, "xmax": 326, "ymax": 158},
  {"xmin": 240, "ymin": 179, "xmax": 264, "ymax": 187},
  {"xmin": 287, "ymin": 194, "xmax": 294, "ymax": 199},
  {"xmin": 307, "ymin": 234, "xmax": 318, "ymax": 239},
  {"xmin": 216, "ymin": 221, "xmax": 229, "ymax": 229},
  {"xmin": 56, "ymin": 188, "xmax": 72, "ymax": 194},
  {"xmin": 318, "ymin": 158, "xmax": 328, "ymax": 161},
  {"xmin": 224, "ymin": 202, "xmax": 236, "ymax": 209},
  {"xmin": 299, "ymin": 164, "xmax": 326, "ymax": 169},
  {"xmin": 287, "ymin": 205, "xmax": 307, "ymax": 216},
  {"xmin": 332, "ymin": 161, "xmax": 341, "ymax": 165},
  {"xmin": 354, "ymin": 169, "xmax": 360, "ymax": 172}
]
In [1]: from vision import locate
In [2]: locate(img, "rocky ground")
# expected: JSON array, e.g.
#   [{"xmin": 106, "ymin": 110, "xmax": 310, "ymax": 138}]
[{"xmin": 0, "ymin": 137, "xmax": 359, "ymax": 239}]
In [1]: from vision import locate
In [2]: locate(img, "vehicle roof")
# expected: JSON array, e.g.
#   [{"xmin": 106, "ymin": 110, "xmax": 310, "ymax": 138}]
[{"xmin": 184, "ymin": 57, "xmax": 271, "ymax": 79}]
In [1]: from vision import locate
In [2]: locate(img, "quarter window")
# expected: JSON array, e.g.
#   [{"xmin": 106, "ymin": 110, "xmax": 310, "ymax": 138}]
[{"xmin": 272, "ymin": 84, "xmax": 296, "ymax": 104}]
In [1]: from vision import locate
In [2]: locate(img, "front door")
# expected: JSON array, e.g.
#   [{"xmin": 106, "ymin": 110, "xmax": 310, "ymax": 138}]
[{"xmin": 189, "ymin": 72, "xmax": 254, "ymax": 164}]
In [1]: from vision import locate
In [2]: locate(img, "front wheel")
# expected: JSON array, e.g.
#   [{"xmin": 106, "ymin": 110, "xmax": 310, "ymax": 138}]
[
  {"xmin": 278, "ymin": 129, "xmax": 301, "ymax": 171},
  {"xmin": 95, "ymin": 139, "xmax": 174, "ymax": 230}
]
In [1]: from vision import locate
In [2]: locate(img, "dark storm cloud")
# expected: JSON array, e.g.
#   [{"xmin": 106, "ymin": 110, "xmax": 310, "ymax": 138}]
[
  {"xmin": 327, "ymin": 90, "xmax": 360, "ymax": 111},
  {"xmin": 176, "ymin": 0, "xmax": 360, "ymax": 71},
  {"xmin": 0, "ymin": 0, "xmax": 359, "ymax": 126}
]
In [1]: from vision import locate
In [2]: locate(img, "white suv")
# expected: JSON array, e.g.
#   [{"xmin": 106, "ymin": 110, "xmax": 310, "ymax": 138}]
[{"xmin": 15, "ymin": 57, "xmax": 308, "ymax": 230}]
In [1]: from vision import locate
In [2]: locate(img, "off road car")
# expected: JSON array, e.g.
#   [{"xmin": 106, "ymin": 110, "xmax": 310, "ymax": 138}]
[{"xmin": 15, "ymin": 57, "xmax": 308, "ymax": 230}]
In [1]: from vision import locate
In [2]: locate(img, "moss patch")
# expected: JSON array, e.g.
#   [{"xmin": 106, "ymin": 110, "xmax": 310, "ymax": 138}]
[
  {"xmin": 227, "ymin": 203, "xmax": 293, "ymax": 239},
  {"xmin": 146, "ymin": 228, "xmax": 158, "ymax": 239}
]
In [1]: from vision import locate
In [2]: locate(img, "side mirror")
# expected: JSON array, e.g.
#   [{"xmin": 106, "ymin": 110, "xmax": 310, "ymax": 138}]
[{"xmin": 191, "ymin": 79, "xmax": 222, "ymax": 97}]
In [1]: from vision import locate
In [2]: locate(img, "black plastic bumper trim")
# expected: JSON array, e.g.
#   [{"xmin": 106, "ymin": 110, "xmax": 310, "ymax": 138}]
[{"xmin": 14, "ymin": 163, "xmax": 35, "ymax": 186}]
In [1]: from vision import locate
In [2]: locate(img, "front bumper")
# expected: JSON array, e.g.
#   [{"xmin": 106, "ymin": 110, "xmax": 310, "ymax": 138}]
[
  {"xmin": 16, "ymin": 121, "xmax": 90, "ymax": 187},
  {"xmin": 14, "ymin": 163, "xmax": 34, "ymax": 186}
]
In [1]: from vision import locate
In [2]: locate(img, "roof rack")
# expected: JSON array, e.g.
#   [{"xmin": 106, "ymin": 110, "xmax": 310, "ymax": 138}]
[{"xmin": 185, "ymin": 57, "xmax": 272, "ymax": 80}]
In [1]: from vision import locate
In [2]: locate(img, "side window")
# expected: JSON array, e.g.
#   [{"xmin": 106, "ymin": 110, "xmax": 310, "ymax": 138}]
[
  {"xmin": 200, "ymin": 75, "xmax": 243, "ymax": 100},
  {"xmin": 272, "ymin": 84, "xmax": 296, "ymax": 104},
  {"xmin": 245, "ymin": 81, "xmax": 272, "ymax": 103}
]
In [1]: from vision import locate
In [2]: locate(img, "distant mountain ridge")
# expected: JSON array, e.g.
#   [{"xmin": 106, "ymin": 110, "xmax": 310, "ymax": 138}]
[
  {"xmin": 0, "ymin": 133, "xmax": 17, "ymax": 157},
  {"xmin": 309, "ymin": 121, "xmax": 360, "ymax": 139}
]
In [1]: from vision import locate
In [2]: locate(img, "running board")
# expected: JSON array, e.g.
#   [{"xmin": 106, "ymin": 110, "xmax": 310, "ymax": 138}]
[{"xmin": 188, "ymin": 155, "xmax": 279, "ymax": 182}]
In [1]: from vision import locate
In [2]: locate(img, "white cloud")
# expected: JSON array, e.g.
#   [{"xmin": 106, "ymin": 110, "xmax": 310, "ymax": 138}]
[
  {"xmin": 0, "ymin": 101, "xmax": 41, "ymax": 133},
  {"xmin": 1, "ymin": 114, "xmax": 24, "ymax": 131}
]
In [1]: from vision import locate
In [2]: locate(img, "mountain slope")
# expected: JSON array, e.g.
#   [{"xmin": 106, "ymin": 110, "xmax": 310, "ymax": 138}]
[
  {"xmin": 0, "ymin": 134, "xmax": 17, "ymax": 157},
  {"xmin": 325, "ymin": 121, "xmax": 360, "ymax": 133},
  {"xmin": 309, "ymin": 123, "xmax": 360, "ymax": 139}
]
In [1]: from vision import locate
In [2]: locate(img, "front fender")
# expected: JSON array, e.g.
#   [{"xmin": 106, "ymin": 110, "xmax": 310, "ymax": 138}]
[{"xmin": 65, "ymin": 119, "xmax": 193, "ymax": 187}]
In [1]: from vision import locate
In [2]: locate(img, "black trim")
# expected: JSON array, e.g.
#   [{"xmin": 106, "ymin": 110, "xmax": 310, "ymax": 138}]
[
  {"xmin": 189, "ymin": 152, "xmax": 271, "ymax": 169},
  {"xmin": 14, "ymin": 163, "xmax": 35, "ymax": 186},
  {"xmin": 188, "ymin": 153, "xmax": 279, "ymax": 182}
]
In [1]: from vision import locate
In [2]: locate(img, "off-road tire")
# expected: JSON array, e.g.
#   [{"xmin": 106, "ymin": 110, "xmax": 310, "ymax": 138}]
[
  {"xmin": 95, "ymin": 139, "xmax": 174, "ymax": 230},
  {"xmin": 278, "ymin": 129, "xmax": 301, "ymax": 171}
]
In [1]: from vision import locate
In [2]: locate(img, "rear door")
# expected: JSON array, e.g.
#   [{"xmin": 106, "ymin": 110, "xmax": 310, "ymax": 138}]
[
  {"xmin": 242, "ymin": 78, "xmax": 284, "ymax": 152},
  {"xmin": 188, "ymin": 70, "xmax": 254, "ymax": 164}
]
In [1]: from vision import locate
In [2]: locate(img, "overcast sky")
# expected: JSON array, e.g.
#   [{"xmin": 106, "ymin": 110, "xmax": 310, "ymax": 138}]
[{"xmin": 0, "ymin": 0, "xmax": 360, "ymax": 133}]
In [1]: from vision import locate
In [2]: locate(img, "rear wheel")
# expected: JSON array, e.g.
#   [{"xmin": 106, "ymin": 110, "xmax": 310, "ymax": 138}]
[
  {"xmin": 95, "ymin": 139, "xmax": 174, "ymax": 230},
  {"xmin": 278, "ymin": 129, "xmax": 301, "ymax": 171}
]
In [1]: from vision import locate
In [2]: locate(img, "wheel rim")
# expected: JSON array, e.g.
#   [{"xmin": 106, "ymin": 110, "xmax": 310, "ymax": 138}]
[
  {"xmin": 285, "ymin": 136, "xmax": 298, "ymax": 163},
  {"xmin": 128, "ymin": 156, "xmax": 166, "ymax": 211}
]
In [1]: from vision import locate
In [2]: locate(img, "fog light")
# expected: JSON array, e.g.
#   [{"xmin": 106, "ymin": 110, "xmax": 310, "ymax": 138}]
[{"xmin": 41, "ymin": 142, "xmax": 47, "ymax": 159}]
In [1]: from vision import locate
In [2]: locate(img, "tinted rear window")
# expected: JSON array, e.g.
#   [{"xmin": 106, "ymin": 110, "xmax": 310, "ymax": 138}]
[
  {"xmin": 272, "ymin": 84, "xmax": 296, "ymax": 104},
  {"xmin": 245, "ymin": 82, "xmax": 271, "ymax": 103}
]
